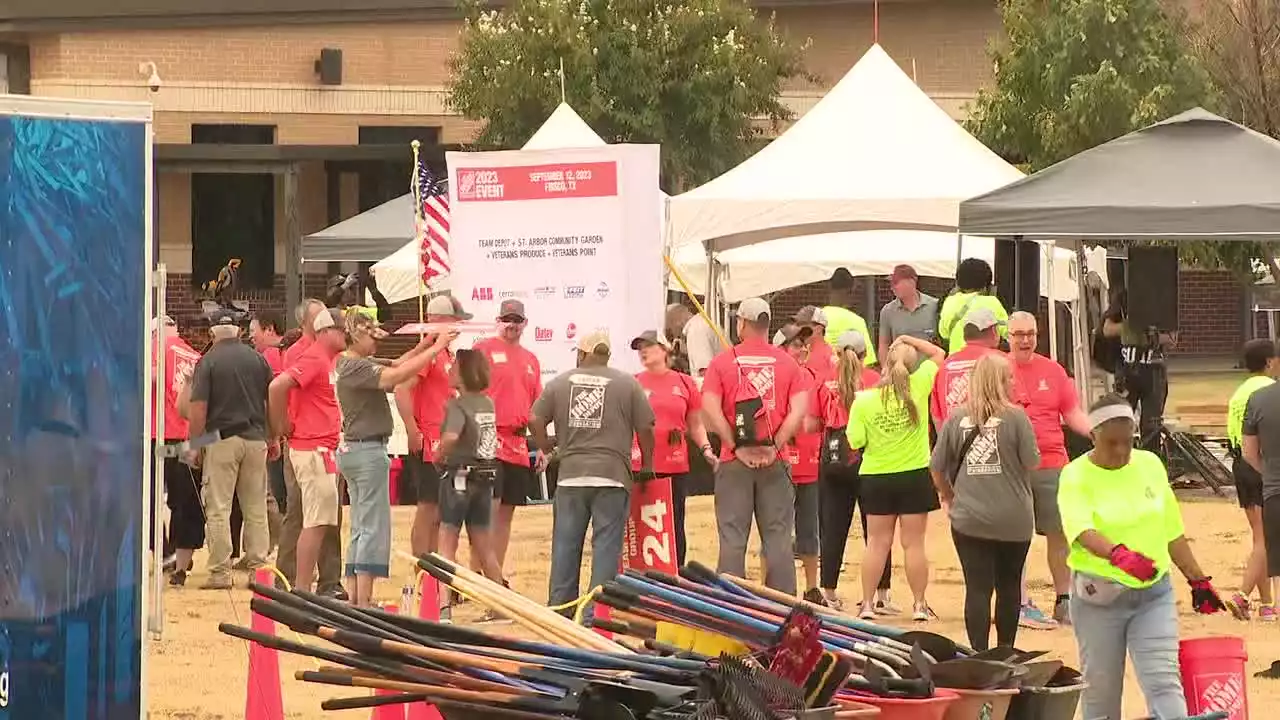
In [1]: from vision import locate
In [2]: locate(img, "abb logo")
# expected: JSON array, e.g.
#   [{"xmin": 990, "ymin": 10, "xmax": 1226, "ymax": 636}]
[
  {"xmin": 472, "ymin": 287, "xmax": 494, "ymax": 302},
  {"xmin": 534, "ymin": 327, "xmax": 554, "ymax": 342},
  {"xmin": 566, "ymin": 323, "xmax": 578, "ymax": 339}
]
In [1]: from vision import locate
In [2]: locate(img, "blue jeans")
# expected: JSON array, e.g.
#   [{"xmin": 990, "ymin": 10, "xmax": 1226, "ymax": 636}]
[
  {"xmin": 1070, "ymin": 573, "xmax": 1186, "ymax": 720},
  {"xmin": 548, "ymin": 485, "xmax": 629, "ymax": 615},
  {"xmin": 336, "ymin": 440, "xmax": 392, "ymax": 578}
]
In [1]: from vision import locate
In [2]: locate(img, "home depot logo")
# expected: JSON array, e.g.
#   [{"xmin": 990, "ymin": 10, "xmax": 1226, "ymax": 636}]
[
  {"xmin": 566, "ymin": 323, "xmax": 578, "ymax": 340},
  {"xmin": 472, "ymin": 287, "xmax": 494, "ymax": 302},
  {"xmin": 534, "ymin": 327, "xmax": 554, "ymax": 342}
]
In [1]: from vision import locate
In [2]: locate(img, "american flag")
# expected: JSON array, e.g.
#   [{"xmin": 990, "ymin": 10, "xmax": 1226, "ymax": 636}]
[{"xmin": 415, "ymin": 163, "xmax": 451, "ymax": 285}]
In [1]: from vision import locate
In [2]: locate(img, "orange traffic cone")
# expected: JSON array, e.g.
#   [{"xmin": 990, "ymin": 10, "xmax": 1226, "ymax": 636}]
[
  {"xmin": 245, "ymin": 568, "xmax": 284, "ymax": 720},
  {"xmin": 408, "ymin": 574, "xmax": 445, "ymax": 720},
  {"xmin": 371, "ymin": 604, "xmax": 406, "ymax": 720}
]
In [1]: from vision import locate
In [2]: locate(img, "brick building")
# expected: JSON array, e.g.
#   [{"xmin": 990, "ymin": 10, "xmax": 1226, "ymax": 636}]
[{"xmin": 0, "ymin": 0, "xmax": 1248, "ymax": 354}]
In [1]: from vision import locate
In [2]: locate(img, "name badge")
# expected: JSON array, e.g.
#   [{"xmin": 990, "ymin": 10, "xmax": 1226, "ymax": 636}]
[{"xmin": 492, "ymin": 352, "xmax": 508, "ymax": 364}]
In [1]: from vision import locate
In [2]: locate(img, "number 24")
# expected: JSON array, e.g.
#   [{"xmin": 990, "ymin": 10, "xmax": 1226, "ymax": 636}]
[{"xmin": 640, "ymin": 500, "xmax": 671, "ymax": 565}]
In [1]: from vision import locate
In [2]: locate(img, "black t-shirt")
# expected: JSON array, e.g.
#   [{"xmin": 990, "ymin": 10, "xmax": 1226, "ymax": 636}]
[{"xmin": 189, "ymin": 339, "xmax": 273, "ymax": 440}]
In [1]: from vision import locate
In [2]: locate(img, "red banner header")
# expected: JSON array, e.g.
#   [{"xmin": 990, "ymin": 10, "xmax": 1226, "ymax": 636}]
[{"xmin": 455, "ymin": 162, "xmax": 619, "ymax": 202}]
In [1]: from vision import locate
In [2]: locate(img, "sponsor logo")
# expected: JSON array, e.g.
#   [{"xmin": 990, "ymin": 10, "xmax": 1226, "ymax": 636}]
[
  {"xmin": 596, "ymin": 282, "xmax": 610, "ymax": 299},
  {"xmin": 499, "ymin": 289, "xmax": 528, "ymax": 300},
  {"xmin": 563, "ymin": 285, "xmax": 586, "ymax": 299},
  {"xmin": 566, "ymin": 323, "xmax": 578, "ymax": 340},
  {"xmin": 534, "ymin": 286, "xmax": 556, "ymax": 299},
  {"xmin": 472, "ymin": 287, "xmax": 494, "ymax": 302},
  {"xmin": 534, "ymin": 327, "xmax": 554, "ymax": 342}
]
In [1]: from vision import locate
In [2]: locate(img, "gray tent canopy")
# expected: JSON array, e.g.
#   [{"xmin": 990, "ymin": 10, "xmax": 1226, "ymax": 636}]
[
  {"xmin": 959, "ymin": 108, "xmax": 1280, "ymax": 241},
  {"xmin": 303, "ymin": 193, "xmax": 415, "ymax": 262}
]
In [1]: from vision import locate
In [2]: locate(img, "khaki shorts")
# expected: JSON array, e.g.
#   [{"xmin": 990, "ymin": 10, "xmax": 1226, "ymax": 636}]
[{"xmin": 289, "ymin": 448, "xmax": 340, "ymax": 529}]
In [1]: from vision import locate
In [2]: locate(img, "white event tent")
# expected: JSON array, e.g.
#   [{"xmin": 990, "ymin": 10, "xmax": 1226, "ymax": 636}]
[
  {"xmin": 370, "ymin": 103, "xmax": 614, "ymax": 304},
  {"xmin": 665, "ymin": 44, "xmax": 1025, "ymax": 252}
]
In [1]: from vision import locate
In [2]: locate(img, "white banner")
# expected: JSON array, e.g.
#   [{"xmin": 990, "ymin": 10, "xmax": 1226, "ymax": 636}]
[{"xmin": 446, "ymin": 145, "xmax": 663, "ymax": 379}]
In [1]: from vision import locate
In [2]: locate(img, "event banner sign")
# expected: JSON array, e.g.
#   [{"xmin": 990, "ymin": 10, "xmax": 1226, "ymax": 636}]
[
  {"xmin": 0, "ymin": 99, "xmax": 148, "ymax": 719},
  {"xmin": 446, "ymin": 145, "xmax": 663, "ymax": 378}
]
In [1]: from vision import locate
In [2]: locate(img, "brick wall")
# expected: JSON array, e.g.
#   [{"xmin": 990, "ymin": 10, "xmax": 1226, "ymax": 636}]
[{"xmin": 1177, "ymin": 269, "xmax": 1246, "ymax": 356}]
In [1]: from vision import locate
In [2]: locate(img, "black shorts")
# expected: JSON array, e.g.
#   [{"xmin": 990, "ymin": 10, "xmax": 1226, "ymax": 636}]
[
  {"xmin": 439, "ymin": 466, "xmax": 498, "ymax": 530},
  {"xmin": 859, "ymin": 468, "xmax": 940, "ymax": 517},
  {"xmin": 496, "ymin": 461, "xmax": 538, "ymax": 506},
  {"xmin": 406, "ymin": 451, "xmax": 440, "ymax": 505},
  {"xmin": 793, "ymin": 482, "xmax": 820, "ymax": 556},
  {"xmin": 1265, "ymin": 495, "xmax": 1280, "ymax": 577},
  {"xmin": 1234, "ymin": 458, "xmax": 1264, "ymax": 509}
]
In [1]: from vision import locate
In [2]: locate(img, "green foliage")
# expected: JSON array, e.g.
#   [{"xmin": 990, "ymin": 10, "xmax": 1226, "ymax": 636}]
[
  {"xmin": 965, "ymin": 0, "xmax": 1277, "ymax": 274},
  {"xmin": 447, "ymin": 0, "xmax": 809, "ymax": 193},
  {"xmin": 967, "ymin": 0, "xmax": 1212, "ymax": 171}
]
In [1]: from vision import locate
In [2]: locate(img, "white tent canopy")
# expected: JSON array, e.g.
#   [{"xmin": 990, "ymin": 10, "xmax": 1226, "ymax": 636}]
[
  {"xmin": 370, "ymin": 103, "xmax": 616, "ymax": 304},
  {"xmin": 666, "ymin": 44, "xmax": 1024, "ymax": 253},
  {"xmin": 671, "ymin": 231, "xmax": 1101, "ymax": 303}
]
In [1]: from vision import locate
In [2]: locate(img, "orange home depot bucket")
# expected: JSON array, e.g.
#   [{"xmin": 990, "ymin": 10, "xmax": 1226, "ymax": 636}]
[
  {"xmin": 847, "ymin": 689, "xmax": 959, "ymax": 720},
  {"xmin": 1179, "ymin": 636, "xmax": 1248, "ymax": 720}
]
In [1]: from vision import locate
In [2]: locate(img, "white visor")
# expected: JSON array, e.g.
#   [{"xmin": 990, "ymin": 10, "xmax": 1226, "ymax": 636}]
[{"xmin": 1088, "ymin": 404, "xmax": 1135, "ymax": 430}]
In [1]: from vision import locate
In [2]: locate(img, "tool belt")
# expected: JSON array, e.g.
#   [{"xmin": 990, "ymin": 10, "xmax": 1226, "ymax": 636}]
[{"xmin": 442, "ymin": 462, "xmax": 499, "ymax": 494}]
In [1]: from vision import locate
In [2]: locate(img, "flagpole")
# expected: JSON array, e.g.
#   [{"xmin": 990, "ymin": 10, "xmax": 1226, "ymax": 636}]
[{"xmin": 411, "ymin": 139, "xmax": 426, "ymax": 339}]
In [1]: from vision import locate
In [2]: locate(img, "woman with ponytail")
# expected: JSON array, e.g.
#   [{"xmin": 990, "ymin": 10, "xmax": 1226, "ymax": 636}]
[
  {"xmin": 847, "ymin": 335, "xmax": 945, "ymax": 620},
  {"xmin": 816, "ymin": 331, "xmax": 893, "ymax": 610}
]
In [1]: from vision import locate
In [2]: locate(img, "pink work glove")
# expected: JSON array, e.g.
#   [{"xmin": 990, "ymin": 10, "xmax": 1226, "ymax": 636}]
[{"xmin": 1108, "ymin": 544, "xmax": 1158, "ymax": 582}]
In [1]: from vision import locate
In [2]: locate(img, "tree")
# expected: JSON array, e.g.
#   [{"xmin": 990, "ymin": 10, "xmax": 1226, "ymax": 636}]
[
  {"xmin": 965, "ymin": 0, "xmax": 1275, "ymax": 274},
  {"xmin": 1191, "ymin": 0, "xmax": 1280, "ymax": 139},
  {"xmin": 967, "ymin": 0, "xmax": 1212, "ymax": 171},
  {"xmin": 447, "ymin": 0, "xmax": 810, "ymax": 192}
]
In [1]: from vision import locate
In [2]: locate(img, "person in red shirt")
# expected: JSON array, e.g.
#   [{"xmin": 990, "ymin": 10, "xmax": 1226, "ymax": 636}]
[
  {"xmin": 394, "ymin": 293, "xmax": 473, "ymax": 557},
  {"xmin": 794, "ymin": 306, "xmax": 836, "ymax": 375},
  {"xmin": 930, "ymin": 307, "xmax": 1003, "ymax": 425},
  {"xmin": 269, "ymin": 307, "xmax": 346, "ymax": 594},
  {"xmin": 274, "ymin": 299, "xmax": 347, "ymax": 599},
  {"xmin": 815, "ymin": 330, "xmax": 895, "ymax": 610},
  {"xmin": 151, "ymin": 315, "xmax": 204, "ymax": 586},
  {"xmin": 251, "ymin": 309, "xmax": 286, "ymax": 376},
  {"xmin": 630, "ymin": 330, "xmax": 716, "ymax": 567},
  {"xmin": 473, "ymin": 299, "xmax": 546, "ymax": 575},
  {"xmin": 701, "ymin": 297, "xmax": 810, "ymax": 595},
  {"xmin": 1008, "ymin": 311, "xmax": 1093, "ymax": 627},
  {"xmin": 774, "ymin": 322, "xmax": 826, "ymax": 604}
]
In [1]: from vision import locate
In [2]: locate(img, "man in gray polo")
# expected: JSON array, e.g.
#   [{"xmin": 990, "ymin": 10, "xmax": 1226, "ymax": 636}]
[{"xmin": 878, "ymin": 264, "xmax": 939, "ymax": 363}]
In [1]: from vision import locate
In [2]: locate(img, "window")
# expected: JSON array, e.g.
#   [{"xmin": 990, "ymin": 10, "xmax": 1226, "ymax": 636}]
[{"xmin": 190, "ymin": 125, "xmax": 277, "ymax": 289}]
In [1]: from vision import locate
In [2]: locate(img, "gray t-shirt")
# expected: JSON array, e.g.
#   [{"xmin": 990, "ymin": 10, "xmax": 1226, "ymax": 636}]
[
  {"xmin": 1243, "ymin": 383, "xmax": 1280, "ymax": 498},
  {"xmin": 189, "ymin": 340, "xmax": 273, "ymax": 441},
  {"xmin": 930, "ymin": 407, "xmax": 1040, "ymax": 542},
  {"xmin": 878, "ymin": 293, "xmax": 940, "ymax": 345},
  {"xmin": 335, "ymin": 355, "xmax": 392, "ymax": 440},
  {"xmin": 531, "ymin": 365, "xmax": 656, "ymax": 488},
  {"xmin": 441, "ymin": 393, "xmax": 498, "ymax": 467}
]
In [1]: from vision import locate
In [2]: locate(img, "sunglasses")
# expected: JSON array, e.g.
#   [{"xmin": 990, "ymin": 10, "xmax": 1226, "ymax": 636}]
[{"xmin": 499, "ymin": 315, "xmax": 527, "ymax": 324}]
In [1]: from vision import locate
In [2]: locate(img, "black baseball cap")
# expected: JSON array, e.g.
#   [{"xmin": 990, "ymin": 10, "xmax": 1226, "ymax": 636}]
[{"xmin": 498, "ymin": 299, "xmax": 527, "ymax": 322}]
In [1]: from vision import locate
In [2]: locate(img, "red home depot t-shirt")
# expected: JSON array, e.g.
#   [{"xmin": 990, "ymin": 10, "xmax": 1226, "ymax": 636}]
[
  {"xmin": 930, "ymin": 344, "xmax": 1001, "ymax": 424},
  {"xmin": 413, "ymin": 348, "xmax": 455, "ymax": 461},
  {"xmin": 473, "ymin": 336, "xmax": 542, "ymax": 466},
  {"xmin": 787, "ymin": 365, "xmax": 824, "ymax": 483},
  {"xmin": 260, "ymin": 345, "xmax": 284, "ymax": 376},
  {"xmin": 151, "ymin": 332, "xmax": 202, "ymax": 440},
  {"xmin": 702, "ymin": 338, "xmax": 808, "ymax": 462},
  {"xmin": 818, "ymin": 367, "xmax": 882, "ymax": 430},
  {"xmin": 1011, "ymin": 353, "xmax": 1078, "ymax": 469},
  {"xmin": 630, "ymin": 369, "xmax": 701, "ymax": 475},
  {"xmin": 283, "ymin": 335, "xmax": 315, "ymax": 429},
  {"xmin": 284, "ymin": 342, "xmax": 341, "ymax": 451},
  {"xmin": 806, "ymin": 340, "xmax": 836, "ymax": 376}
]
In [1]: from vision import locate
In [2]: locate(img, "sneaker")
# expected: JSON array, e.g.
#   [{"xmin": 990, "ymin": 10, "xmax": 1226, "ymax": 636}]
[
  {"xmin": 161, "ymin": 554, "xmax": 178, "ymax": 573},
  {"xmin": 168, "ymin": 570, "xmax": 187, "ymax": 587},
  {"xmin": 1260, "ymin": 605, "xmax": 1278, "ymax": 622},
  {"xmin": 803, "ymin": 588, "xmax": 830, "ymax": 608},
  {"xmin": 231, "ymin": 556, "xmax": 253, "ymax": 572},
  {"xmin": 438, "ymin": 606, "xmax": 453, "ymax": 625},
  {"xmin": 1053, "ymin": 597, "xmax": 1072, "ymax": 626},
  {"xmin": 477, "ymin": 609, "xmax": 513, "ymax": 625},
  {"xmin": 911, "ymin": 603, "xmax": 935, "ymax": 622},
  {"xmin": 874, "ymin": 597, "xmax": 902, "ymax": 617},
  {"xmin": 1227, "ymin": 593, "xmax": 1253, "ymax": 621},
  {"xmin": 1019, "ymin": 603, "xmax": 1059, "ymax": 630},
  {"xmin": 319, "ymin": 585, "xmax": 351, "ymax": 602},
  {"xmin": 858, "ymin": 602, "xmax": 876, "ymax": 621},
  {"xmin": 821, "ymin": 591, "xmax": 845, "ymax": 612},
  {"xmin": 200, "ymin": 576, "xmax": 233, "ymax": 591}
]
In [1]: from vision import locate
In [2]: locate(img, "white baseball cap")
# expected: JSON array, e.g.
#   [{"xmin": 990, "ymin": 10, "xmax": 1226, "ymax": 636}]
[{"xmin": 737, "ymin": 297, "xmax": 771, "ymax": 323}]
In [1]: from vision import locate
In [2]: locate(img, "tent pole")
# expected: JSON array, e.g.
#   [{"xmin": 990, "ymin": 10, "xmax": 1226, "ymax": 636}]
[
  {"xmin": 1047, "ymin": 241, "xmax": 1058, "ymax": 363},
  {"xmin": 1074, "ymin": 243, "xmax": 1094, "ymax": 404},
  {"xmin": 955, "ymin": 231, "xmax": 964, "ymax": 267}
]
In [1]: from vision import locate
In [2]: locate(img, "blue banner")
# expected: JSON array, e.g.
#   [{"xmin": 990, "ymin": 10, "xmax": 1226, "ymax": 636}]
[{"xmin": 0, "ymin": 111, "xmax": 146, "ymax": 719}]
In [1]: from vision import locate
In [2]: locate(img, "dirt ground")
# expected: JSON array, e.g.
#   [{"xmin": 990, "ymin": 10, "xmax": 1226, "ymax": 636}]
[
  {"xmin": 146, "ymin": 373, "xmax": 1262, "ymax": 719},
  {"xmin": 147, "ymin": 491, "xmax": 1275, "ymax": 720}
]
